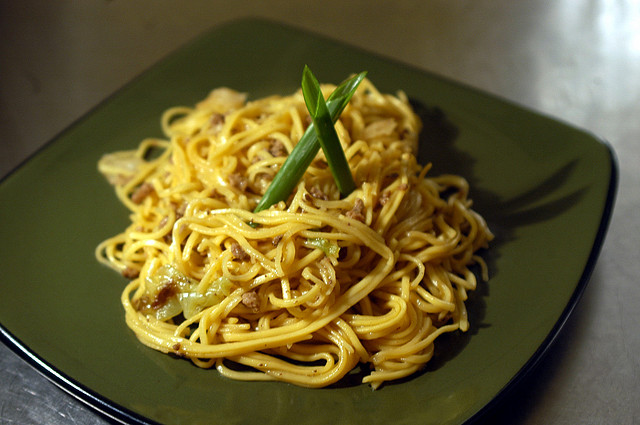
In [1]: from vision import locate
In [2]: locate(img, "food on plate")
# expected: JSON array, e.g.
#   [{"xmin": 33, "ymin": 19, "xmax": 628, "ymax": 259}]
[{"xmin": 96, "ymin": 69, "xmax": 493, "ymax": 389}]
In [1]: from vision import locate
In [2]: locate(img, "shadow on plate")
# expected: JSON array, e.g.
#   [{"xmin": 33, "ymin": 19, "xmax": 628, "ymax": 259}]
[{"xmin": 393, "ymin": 100, "xmax": 587, "ymax": 381}]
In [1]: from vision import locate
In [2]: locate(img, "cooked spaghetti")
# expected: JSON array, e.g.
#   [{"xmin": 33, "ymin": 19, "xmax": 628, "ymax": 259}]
[{"xmin": 96, "ymin": 78, "xmax": 493, "ymax": 389}]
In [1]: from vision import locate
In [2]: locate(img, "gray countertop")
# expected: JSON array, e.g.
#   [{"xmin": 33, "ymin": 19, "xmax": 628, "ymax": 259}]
[{"xmin": 1, "ymin": 1, "xmax": 638, "ymax": 424}]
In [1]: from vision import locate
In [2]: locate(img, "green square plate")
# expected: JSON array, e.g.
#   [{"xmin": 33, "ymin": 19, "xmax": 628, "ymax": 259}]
[{"xmin": 0, "ymin": 18, "xmax": 617, "ymax": 425}]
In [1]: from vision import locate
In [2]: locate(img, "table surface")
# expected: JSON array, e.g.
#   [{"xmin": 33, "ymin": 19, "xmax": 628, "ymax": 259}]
[{"xmin": 1, "ymin": 1, "xmax": 638, "ymax": 424}]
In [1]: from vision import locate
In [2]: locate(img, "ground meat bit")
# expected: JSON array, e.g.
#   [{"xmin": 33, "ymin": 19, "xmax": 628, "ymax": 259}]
[
  {"xmin": 268, "ymin": 139, "xmax": 287, "ymax": 157},
  {"xmin": 132, "ymin": 295, "xmax": 151, "ymax": 312},
  {"xmin": 175, "ymin": 202, "xmax": 187, "ymax": 220},
  {"xmin": 208, "ymin": 113, "xmax": 225, "ymax": 136},
  {"xmin": 229, "ymin": 173, "xmax": 248, "ymax": 191},
  {"xmin": 378, "ymin": 191, "xmax": 391, "ymax": 206},
  {"xmin": 309, "ymin": 186, "xmax": 329, "ymax": 201},
  {"xmin": 157, "ymin": 216, "xmax": 173, "ymax": 242},
  {"xmin": 304, "ymin": 115, "xmax": 313, "ymax": 127},
  {"xmin": 133, "ymin": 281, "xmax": 177, "ymax": 313},
  {"xmin": 231, "ymin": 242, "xmax": 251, "ymax": 261},
  {"xmin": 208, "ymin": 188, "xmax": 221, "ymax": 199},
  {"xmin": 313, "ymin": 159, "xmax": 328, "ymax": 169},
  {"xmin": 171, "ymin": 342, "xmax": 185, "ymax": 358},
  {"xmin": 255, "ymin": 172, "xmax": 273, "ymax": 184},
  {"xmin": 130, "ymin": 182, "xmax": 155, "ymax": 204},
  {"xmin": 152, "ymin": 280, "xmax": 178, "ymax": 309},
  {"xmin": 209, "ymin": 113, "xmax": 225, "ymax": 127},
  {"xmin": 346, "ymin": 198, "xmax": 366, "ymax": 222},
  {"xmin": 272, "ymin": 234, "xmax": 283, "ymax": 246},
  {"xmin": 241, "ymin": 291, "xmax": 260, "ymax": 312},
  {"xmin": 122, "ymin": 267, "xmax": 140, "ymax": 279}
]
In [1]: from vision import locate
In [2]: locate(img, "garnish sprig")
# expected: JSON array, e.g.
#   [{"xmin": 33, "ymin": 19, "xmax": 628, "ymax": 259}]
[
  {"xmin": 253, "ymin": 68, "xmax": 367, "ymax": 213},
  {"xmin": 301, "ymin": 65, "xmax": 357, "ymax": 196}
]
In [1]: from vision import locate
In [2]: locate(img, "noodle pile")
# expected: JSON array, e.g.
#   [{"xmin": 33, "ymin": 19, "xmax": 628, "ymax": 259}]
[{"xmin": 96, "ymin": 79, "xmax": 493, "ymax": 389}]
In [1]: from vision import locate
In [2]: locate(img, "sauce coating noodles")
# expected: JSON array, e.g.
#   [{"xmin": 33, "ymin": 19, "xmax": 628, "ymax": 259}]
[{"xmin": 96, "ymin": 79, "xmax": 493, "ymax": 388}]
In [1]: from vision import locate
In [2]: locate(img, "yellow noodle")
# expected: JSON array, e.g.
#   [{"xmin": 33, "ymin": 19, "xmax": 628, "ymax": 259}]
[{"xmin": 96, "ymin": 79, "xmax": 493, "ymax": 388}]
